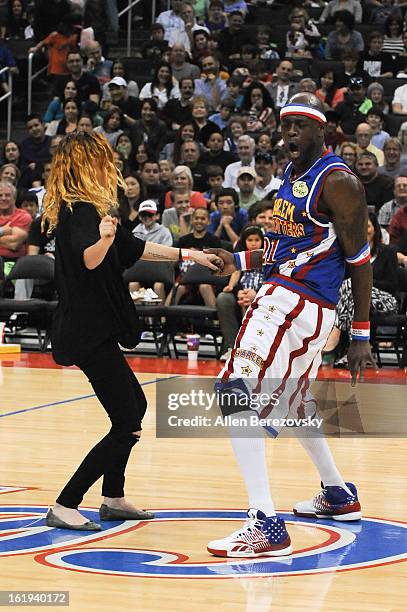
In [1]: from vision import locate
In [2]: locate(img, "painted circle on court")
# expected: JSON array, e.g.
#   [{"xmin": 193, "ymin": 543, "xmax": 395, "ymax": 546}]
[{"xmin": 34, "ymin": 510, "xmax": 407, "ymax": 578}]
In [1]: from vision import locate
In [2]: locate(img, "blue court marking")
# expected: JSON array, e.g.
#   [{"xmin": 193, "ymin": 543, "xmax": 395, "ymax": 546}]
[{"xmin": 0, "ymin": 375, "xmax": 181, "ymax": 419}]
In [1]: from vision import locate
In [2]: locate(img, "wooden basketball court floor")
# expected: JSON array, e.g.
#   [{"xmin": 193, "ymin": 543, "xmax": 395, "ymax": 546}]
[{"xmin": 0, "ymin": 352, "xmax": 406, "ymax": 611}]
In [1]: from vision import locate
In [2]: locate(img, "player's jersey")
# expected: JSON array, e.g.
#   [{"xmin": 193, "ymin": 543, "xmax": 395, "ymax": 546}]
[{"xmin": 263, "ymin": 151, "xmax": 353, "ymax": 307}]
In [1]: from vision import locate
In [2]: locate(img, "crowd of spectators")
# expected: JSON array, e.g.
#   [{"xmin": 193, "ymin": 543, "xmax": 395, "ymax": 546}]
[{"xmin": 1, "ymin": 0, "xmax": 407, "ymax": 360}]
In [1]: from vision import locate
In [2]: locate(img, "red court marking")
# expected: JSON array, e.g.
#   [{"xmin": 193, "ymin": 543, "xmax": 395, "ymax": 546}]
[
  {"xmin": 1, "ymin": 353, "xmax": 406, "ymax": 384},
  {"xmin": 34, "ymin": 526, "xmax": 341, "ymax": 575},
  {"xmin": 0, "ymin": 486, "xmax": 38, "ymax": 495}
]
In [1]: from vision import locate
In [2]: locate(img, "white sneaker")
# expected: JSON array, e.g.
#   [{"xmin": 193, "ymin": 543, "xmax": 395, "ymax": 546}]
[
  {"xmin": 219, "ymin": 348, "xmax": 232, "ymax": 362},
  {"xmin": 144, "ymin": 288, "xmax": 160, "ymax": 301},
  {"xmin": 140, "ymin": 331, "xmax": 154, "ymax": 340},
  {"xmin": 207, "ymin": 509, "xmax": 292, "ymax": 558}
]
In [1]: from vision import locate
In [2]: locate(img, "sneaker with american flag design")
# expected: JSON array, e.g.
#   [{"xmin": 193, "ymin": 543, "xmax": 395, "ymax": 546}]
[
  {"xmin": 207, "ymin": 509, "xmax": 292, "ymax": 558},
  {"xmin": 293, "ymin": 482, "xmax": 361, "ymax": 521}
]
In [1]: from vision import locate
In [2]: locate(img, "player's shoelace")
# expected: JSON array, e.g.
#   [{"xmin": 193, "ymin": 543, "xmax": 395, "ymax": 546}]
[{"xmin": 229, "ymin": 514, "xmax": 263, "ymax": 540}]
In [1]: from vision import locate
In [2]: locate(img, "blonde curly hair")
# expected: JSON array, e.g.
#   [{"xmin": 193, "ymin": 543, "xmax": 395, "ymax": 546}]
[{"xmin": 42, "ymin": 131, "xmax": 126, "ymax": 233}]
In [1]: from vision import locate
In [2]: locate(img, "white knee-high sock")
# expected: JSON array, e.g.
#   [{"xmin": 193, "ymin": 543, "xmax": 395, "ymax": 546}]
[
  {"xmin": 229, "ymin": 412, "xmax": 276, "ymax": 516},
  {"xmin": 297, "ymin": 433, "xmax": 351, "ymax": 495}
]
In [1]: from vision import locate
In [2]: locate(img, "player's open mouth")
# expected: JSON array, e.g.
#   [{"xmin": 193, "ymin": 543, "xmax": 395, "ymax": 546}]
[{"xmin": 288, "ymin": 143, "xmax": 299, "ymax": 153}]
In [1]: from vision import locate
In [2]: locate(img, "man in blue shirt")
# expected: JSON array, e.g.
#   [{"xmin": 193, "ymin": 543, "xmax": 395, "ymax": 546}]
[
  {"xmin": 208, "ymin": 188, "xmax": 248, "ymax": 243},
  {"xmin": 84, "ymin": 41, "xmax": 113, "ymax": 87},
  {"xmin": 194, "ymin": 55, "xmax": 228, "ymax": 112}
]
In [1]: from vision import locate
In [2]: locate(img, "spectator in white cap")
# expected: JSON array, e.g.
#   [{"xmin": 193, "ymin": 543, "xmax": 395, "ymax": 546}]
[
  {"xmin": 132, "ymin": 200, "xmax": 173, "ymax": 246},
  {"xmin": 101, "ymin": 59, "xmax": 140, "ymax": 104},
  {"xmin": 107, "ymin": 76, "xmax": 140, "ymax": 128},
  {"xmin": 130, "ymin": 200, "xmax": 173, "ymax": 301},
  {"xmin": 237, "ymin": 167, "xmax": 259, "ymax": 210}
]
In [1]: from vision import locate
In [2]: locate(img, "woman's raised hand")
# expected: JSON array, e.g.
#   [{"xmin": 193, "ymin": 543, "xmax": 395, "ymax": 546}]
[{"xmin": 99, "ymin": 215, "xmax": 118, "ymax": 242}]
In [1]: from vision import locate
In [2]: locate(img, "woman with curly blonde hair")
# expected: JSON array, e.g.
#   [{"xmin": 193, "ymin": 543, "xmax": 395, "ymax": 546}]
[{"xmin": 43, "ymin": 131, "xmax": 220, "ymax": 531}]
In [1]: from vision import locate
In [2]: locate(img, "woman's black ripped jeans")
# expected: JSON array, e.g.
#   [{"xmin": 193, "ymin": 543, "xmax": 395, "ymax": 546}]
[{"xmin": 56, "ymin": 340, "xmax": 147, "ymax": 509}]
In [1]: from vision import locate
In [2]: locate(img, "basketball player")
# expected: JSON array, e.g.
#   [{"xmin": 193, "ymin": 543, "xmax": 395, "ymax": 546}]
[
  {"xmin": 42, "ymin": 132, "xmax": 221, "ymax": 531},
  {"xmin": 205, "ymin": 93, "xmax": 375, "ymax": 557}
]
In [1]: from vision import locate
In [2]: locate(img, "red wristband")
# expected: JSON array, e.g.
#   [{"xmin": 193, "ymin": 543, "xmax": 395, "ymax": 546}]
[{"xmin": 351, "ymin": 321, "xmax": 370, "ymax": 341}]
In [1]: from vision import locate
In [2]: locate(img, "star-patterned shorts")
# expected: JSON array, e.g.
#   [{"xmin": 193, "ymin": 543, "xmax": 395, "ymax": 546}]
[{"xmin": 217, "ymin": 282, "xmax": 335, "ymax": 434}]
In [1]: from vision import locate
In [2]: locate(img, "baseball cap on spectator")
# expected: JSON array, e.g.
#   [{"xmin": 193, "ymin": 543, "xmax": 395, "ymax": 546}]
[
  {"xmin": 349, "ymin": 76, "xmax": 365, "ymax": 89},
  {"xmin": 255, "ymin": 152, "xmax": 273, "ymax": 164},
  {"xmin": 138, "ymin": 200, "xmax": 158, "ymax": 214},
  {"xmin": 238, "ymin": 166, "xmax": 257, "ymax": 179},
  {"xmin": 108, "ymin": 76, "xmax": 127, "ymax": 88}
]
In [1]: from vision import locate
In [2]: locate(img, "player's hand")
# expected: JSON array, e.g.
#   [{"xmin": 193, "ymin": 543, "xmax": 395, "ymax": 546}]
[
  {"xmin": 99, "ymin": 215, "xmax": 117, "ymax": 242},
  {"xmin": 223, "ymin": 284, "xmax": 234, "ymax": 292},
  {"xmin": 237, "ymin": 289, "xmax": 245, "ymax": 305},
  {"xmin": 189, "ymin": 250, "xmax": 224, "ymax": 272},
  {"xmin": 241, "ymin": 288, "xmax": 256, "ymax": 306},
  {"xmin": 347, "ymin": 340, "xmax": 377, "ymax": 386},
  {"xmin": 204, "ymin": 248, "xmax": 236, "ymax": 277}
]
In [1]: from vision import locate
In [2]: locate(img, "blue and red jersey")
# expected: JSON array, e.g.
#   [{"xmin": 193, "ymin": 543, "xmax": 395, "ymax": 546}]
[{"xmin": 263, "ymin": 151, "xmax": 354, "ymax": 307}]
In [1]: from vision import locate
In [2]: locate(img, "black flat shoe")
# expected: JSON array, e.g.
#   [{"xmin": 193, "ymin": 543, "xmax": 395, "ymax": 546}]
[
  {"xmin": 99, "ymin": 504, "xmax": 155, "ymax": 521},
  {"xmin": 46, "ymin": 509, "xmax": 101, "ymax": 531}
]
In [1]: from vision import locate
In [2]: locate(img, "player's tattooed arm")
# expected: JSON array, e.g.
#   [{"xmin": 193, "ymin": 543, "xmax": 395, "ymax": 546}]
[
  {"xmin": 141, "ymin": 242, "xmax": 222, "ymax": 271},
  {"xmin": 321, "ymin": 171, "xmax": 376, "ymax": 382}
]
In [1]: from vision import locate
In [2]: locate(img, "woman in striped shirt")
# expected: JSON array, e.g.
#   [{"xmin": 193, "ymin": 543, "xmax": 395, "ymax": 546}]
[{"xmin": 382, "ymin": 15, "xmax": 405, "ymax": 56}]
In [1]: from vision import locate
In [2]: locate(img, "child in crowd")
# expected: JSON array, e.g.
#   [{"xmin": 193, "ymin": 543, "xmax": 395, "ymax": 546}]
[
  {"xmin": 222, "ymin": 225, "xmax": 264, "ymax": 313},
  {"xmin": 131, "ymin": 200, "xmax": 173, "ymax": 301},
  {"xmin": 204, "ymin": 165, "xmax": 224, "ymax": 211},
  {"xmin": 19, "ymin": 191, "xmax": 39, "ymax": 220},
  {"xmin": 209, "ymin": 100, "xmax": 235, "ymax": 130},
  {"xmin": 29, "ymin": 20, "xmax": 78, "ymax": 84},
  {"xmin": 366, "ymin": 106, "xmax": 390, "ymax": 150}
]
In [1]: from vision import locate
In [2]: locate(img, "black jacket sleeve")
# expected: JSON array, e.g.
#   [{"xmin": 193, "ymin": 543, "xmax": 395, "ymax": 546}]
[
  {"xmin": 114, "ymin": 224, "xmax": 146, "ymax": 269},
  {"xmin": 372, "ymin": 245, "xmax": 399, "ymax": 296}
]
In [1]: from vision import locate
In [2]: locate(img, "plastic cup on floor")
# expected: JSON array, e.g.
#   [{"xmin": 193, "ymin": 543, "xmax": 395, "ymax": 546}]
[{"xmin": 186, "ymin": 334, "xmax": 200, "ymax": 361}]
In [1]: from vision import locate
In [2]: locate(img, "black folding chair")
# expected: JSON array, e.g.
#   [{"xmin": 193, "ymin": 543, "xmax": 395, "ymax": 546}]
[
  {"xmin": 165, "ymin": 264, "xmax": 228, "ymax": 359},
  {"xmin": 384, "ymin": 113, "xmax": 407, "ymax": 137},
  {"xmin": 123, "ymin": 260, "xmax": 175, "ymax": 356},
  {"xmin": 370, "ymin": 312, "xmax": 407, "ymax": 367},
  {"xmin": 0, "ymin": 255, "xmax": 56, "ymax": 351},
  {"xmin": 370, "ymin": 268, "xmax": 407, "ymax": 367}
]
